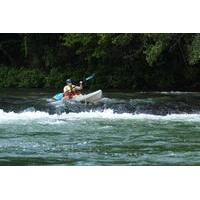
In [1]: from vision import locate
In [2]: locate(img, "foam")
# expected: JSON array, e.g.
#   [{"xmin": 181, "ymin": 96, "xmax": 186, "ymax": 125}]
[{"xmin": 0, "ymin": 109, "xmax": 199, "ymax": 124}]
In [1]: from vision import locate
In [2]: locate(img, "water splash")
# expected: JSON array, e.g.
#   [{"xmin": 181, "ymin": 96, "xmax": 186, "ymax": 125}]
[{"xmin": 0, "ymin": 109, "xmax": 200, "ymax": 124}]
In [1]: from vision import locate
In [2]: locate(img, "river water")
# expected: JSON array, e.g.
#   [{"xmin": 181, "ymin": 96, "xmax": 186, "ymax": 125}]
[{"xmin": 0, "ymin": 89, "xmax": 200, "ymax": 165}]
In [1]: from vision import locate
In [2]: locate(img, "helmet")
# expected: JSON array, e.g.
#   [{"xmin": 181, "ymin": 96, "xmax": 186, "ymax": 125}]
[{"xmin": 66, "ymin": 79, "xmax": 72, "ymax": 83}]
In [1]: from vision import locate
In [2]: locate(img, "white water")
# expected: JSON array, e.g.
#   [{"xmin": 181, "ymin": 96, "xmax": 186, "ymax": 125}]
[{"xmin": 0, "ymin": 109, "xmax": 200, "ymax": 124}]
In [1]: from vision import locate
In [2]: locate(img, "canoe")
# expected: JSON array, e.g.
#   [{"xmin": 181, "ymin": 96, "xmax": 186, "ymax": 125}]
[
  {"xmin": 71, "ymin": 90, "xmax": 102, "ymax": 103},
  {"xmin": 51, "ymin": 90, "xmax": 102, "ymax": 106}
]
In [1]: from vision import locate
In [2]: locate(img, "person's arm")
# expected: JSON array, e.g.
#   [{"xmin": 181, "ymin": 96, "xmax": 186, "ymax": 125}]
[
  {"xmin": 75, "ymin": 81, "xmax": 83, "ymax": 90},
  {"xmin": 63, "ymin": 86, "xmax": 66, "ymax": 93}
]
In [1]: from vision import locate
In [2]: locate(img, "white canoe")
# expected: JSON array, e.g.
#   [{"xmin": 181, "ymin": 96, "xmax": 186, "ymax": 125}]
[
  {"xmin": 71, "ymin": 90, "xmax": 102, "ymax": 103},
  {"xmin": 50, "ymin": 90, "xmax": 102, "ymax": 106}
]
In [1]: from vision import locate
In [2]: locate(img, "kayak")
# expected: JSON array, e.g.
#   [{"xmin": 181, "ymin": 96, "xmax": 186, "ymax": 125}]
[
  {"xmin": 71, "ymin": 90, "xmax": 102, "ymax": 103},
  {"xmin": 64, "ymin": 90, "xmax": 102, "ymax": 103},
  {"xmin": 51, "ymin": 90, "xmax": 103, "ymax": 106}
]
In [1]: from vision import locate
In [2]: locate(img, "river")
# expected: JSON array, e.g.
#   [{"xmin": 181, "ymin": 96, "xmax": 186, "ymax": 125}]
[{"xmin": 0, "ymin": 89, "xmax": 200, "ymax": 165}]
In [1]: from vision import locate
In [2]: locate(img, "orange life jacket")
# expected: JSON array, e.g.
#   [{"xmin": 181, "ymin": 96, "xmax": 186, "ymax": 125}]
[{"xmin": 63, "ymin": 85, "xmax": 77, "ymax": 98}]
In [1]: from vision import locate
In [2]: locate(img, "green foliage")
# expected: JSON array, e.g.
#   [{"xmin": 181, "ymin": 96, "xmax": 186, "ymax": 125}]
[
  {"xmin": 143, "ymin": 34, "xmax": 173, "ymax": 66},
  {"xmin": 45, "ymin": 68, "xmax": 66, "ymax": 88},
  {"xmin": 0, "ymin": 66, "xmax": 10, "ymax": 87},
  {"xmin": 62, "ymin": 34, "xmax": 93, "ymax": 47},
  {"xmin": 0, "ymin": 66, "xmax": 45, "ymax": 88},
  {"xmin": 18, "ymin": 68, "xmax": 44, "ymax": 88},
  {"xmin": 188, "ymin": 34, "xmax": 200, "ymax": 65},
  {"xmin": 111, "ymin": 34, "xmax": 134, "ymax": 46},
  {"xmin": 0, "ymin": 33, "xmax": 200, "ymax": 91},
  {"xmin": 144, "ymin": 41, "xmax": 163, "ymax": 66}
]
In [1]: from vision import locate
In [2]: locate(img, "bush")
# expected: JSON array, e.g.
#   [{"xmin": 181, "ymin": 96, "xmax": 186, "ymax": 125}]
[
  {"xmin": 0, "ymin": 66, "xmax": 9, "ymax": 87},
  {"xmin": 45, "ymin": 68, "xmax": 66, "ymax": 88},
  {"xmin": 0, "ymin": 66, "xmax": 45, "ymax": 88},
  {"xmin": 18, "ymin": 68, "xmax": 45, "ymax": 88}
]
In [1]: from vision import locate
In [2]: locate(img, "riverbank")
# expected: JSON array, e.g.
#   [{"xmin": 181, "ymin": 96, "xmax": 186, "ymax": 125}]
[{"xmin": 0, "ymin": 66, "xmax": 200, "ymax": 91}]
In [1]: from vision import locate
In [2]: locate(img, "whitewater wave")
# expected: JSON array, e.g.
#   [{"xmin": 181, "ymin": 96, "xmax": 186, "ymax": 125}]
[
  {"xmin": 139, "ymin": 91, "xmax": 199, "ymax": 94},
  {"xmin": 0, "ymin": 109, "xmax": 200, "ymax": 124}
]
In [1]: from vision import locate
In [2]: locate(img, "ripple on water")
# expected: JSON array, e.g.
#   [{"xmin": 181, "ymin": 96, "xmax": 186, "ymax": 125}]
[{"xmin": 0, "ymin": 90, "xmax": 200, "ymax": 165}]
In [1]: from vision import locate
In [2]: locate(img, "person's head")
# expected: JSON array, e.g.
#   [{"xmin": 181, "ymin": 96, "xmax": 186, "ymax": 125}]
[{"xmin": 66, "ymin": 79, "xmax": 72, "ymax": 86}]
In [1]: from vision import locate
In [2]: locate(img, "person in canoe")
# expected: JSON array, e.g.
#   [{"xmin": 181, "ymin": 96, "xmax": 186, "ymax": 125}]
[{"xmin": 63, "ymin": 79, "xmax": 83, "ymax": 100}]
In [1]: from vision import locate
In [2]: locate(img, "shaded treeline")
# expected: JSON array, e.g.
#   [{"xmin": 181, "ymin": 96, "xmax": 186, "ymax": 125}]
[{"xmin": 0, "ymin": 33, "xmax": 199, "ymax": 91}]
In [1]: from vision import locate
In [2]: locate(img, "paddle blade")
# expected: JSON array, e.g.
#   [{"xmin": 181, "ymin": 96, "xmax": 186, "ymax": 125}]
[
  {"xmin": 53, "ymin": 93, "xmax": 63, "ymax": 101},
  {"xmin": 85, "ymin": 74, "xmax": 95, "ymax": 81}
]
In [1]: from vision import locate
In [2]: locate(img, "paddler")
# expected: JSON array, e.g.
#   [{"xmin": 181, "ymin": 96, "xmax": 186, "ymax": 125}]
[{"xmin": 63, "ymin": 79, "xmax": 83, "ymax": 99}]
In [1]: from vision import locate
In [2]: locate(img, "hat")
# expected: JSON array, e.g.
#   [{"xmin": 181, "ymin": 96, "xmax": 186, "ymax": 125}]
[{"xmin": 66, "ymin": 79, "xmax": 72, "ymax": 83}]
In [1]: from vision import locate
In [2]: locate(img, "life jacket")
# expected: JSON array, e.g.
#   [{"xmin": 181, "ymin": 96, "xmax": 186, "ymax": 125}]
[{"xmin": 63, "ymin": 84, "xmax": 77, "ymax": 98}]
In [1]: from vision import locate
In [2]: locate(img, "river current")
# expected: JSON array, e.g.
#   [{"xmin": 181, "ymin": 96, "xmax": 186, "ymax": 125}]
[{"xmin": 0, "ymin": 89, "xmax": 199, "ymax": 165}]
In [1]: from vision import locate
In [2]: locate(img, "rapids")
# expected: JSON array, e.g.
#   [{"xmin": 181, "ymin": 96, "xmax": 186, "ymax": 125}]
[{"xmin": 0, "ymin": 89, "xmax": 199, "ymax": 165}]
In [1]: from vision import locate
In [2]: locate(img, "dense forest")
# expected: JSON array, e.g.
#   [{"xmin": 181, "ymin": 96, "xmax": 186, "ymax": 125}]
[{"xmin": 0, "ymin": 33, "xmax": 199, "ymax": 91}]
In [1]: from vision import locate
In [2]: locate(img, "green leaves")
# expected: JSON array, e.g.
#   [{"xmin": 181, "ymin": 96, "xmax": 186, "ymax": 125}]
[
  {"xmin": 0, "ymin": 66, "xmax": 44, "ymax": 88},
  {"xmin": 0, "ymin": 33, "xmax": 200, "ymax": 91},
  {"xmin": 18, "ymin": 69, "xmax": 44, "ymax": 88},
  {"xmin": 62, "ymin": 33, "xmax": 93, "ymax": 47},
  {"xmin": 111, "ymin": 34, "xmax": 134, "ymax": 46},
  {"xmin": 188, "ymin": 34, "xmax": 200, "ymax": 65},
  {"xmin": 143, "ymin": 34, "xmax": 173, "ymax": 66},
  {"xmin": 45, "ymin": 68, "xmax": 66, "ymax": 88},
  {"xmin": 144, "ymin": 41, "xmax": 163, "ymax": 66}
]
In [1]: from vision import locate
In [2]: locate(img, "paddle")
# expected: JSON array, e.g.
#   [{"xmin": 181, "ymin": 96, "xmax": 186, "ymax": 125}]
[
  {"xmin": 53, "ymin": 74, "xmax": 95, "ymax": 101},
  {"xmin": 85, "ymin": 73, "xmax": 95, "ymax": 81}
]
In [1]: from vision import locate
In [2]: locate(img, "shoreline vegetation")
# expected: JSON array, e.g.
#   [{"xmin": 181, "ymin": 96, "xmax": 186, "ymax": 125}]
[{"xmin": 0, "ymin": 33, "xmax": 200, "ymax": 91}]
